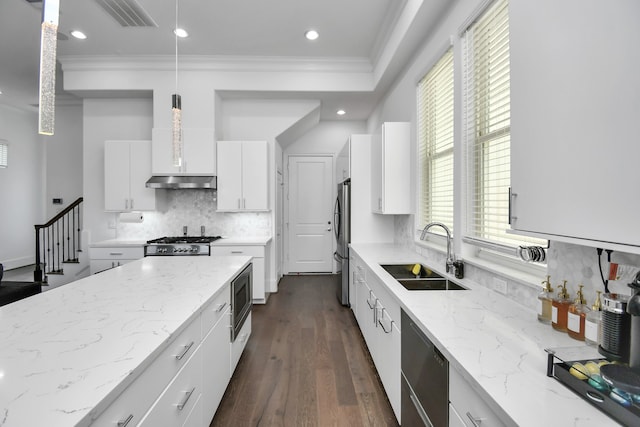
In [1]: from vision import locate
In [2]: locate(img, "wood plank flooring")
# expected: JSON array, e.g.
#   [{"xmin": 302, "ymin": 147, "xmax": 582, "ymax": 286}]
[{"xmin": 210, "ymin": 274, "xmax": 399, "ymax": 427}]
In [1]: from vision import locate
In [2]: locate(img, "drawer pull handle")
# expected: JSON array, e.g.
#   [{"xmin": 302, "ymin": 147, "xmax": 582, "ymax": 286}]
[
  {"xmin": 176, "ymin": 387, "xmax": 196, "ymax": 411},
  {"xmin": 409, "ymin": 390, "xmax": 434, "ymax": 427},
  {"xmin": 117, "ymin": 414, "xmax": 134, "ymax": 427},
  {"xmin": 215, "ymin": 302, "xmax": 227, "ymax": 312},
  {"xmin": 109, "ymin": 252, "xmax": 123, "ymax": 256},
  {"xmin": 377, "ymin": 309, "xmax": 393, "ymax": 333},
  {"xmin": 231, "ymin": 250, "xmax": 244, "ymax": 254},
  {"xmin": 466, "ymin": 412, "xmax": 483, "ymax": 427},
  {"xmin": 175, "ymin": 341, "xmax": 194, "ymax": 360}
]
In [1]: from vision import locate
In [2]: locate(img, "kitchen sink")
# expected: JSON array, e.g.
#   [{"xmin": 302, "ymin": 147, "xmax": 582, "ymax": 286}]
[
  {"xmin": 380, "ymin": 264, "xmax": 444, "ymax": 280},
  {"xmin": 397, "ymin": 278, "xmax": 467, "ymax": 291},
  {"xmin": 380, "ymin": 263, "xmax": 467, "ymax": 291}
]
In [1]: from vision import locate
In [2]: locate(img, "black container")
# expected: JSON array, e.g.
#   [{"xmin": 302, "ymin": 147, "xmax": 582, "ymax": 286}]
[{"xmin": 599, "ymin": 293, "xmax": 631, "ymax": 363}]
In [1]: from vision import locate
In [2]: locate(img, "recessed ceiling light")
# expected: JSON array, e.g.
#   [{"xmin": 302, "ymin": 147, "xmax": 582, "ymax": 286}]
[
  {"xmin": 174, "ymin": 28, "xmax": 189, "ymax": 38},
  {"xmin": 305, "ymin": 29, "xmax": 319, "ymax": 41},
  {"xmin": 70, "ymin": 30, "xmax": 87, "ymax": 40},
  {"xmin": 337, "ymin": 109, "xmax": 346, "ymax": 116}
]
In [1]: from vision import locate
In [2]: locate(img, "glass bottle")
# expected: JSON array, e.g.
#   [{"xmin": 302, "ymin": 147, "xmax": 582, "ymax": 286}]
[
  {"xmin": 537, "ymin": 275, "xmax": 553, "ymax": 323},
  {"xmin": 567, "ymin": 284, "xmax": 590, "ymax": 340},
  {"xmin": 552, "ymin": 280, "xmax": 571, "ymax": 332},
  {"xmin": 585, "ymin": 291, "xmax": 603, "ymax": 347}
]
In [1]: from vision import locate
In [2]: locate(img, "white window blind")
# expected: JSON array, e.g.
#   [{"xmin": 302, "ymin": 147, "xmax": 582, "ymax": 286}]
[
  {"xmin": 0, "ymin": 141, "xmax": 7, "ymax": 168},
  {"xmin": 463, "ymin": 0, "xmax": 543, "ymax": 248},
  {"xmin": 417, "ymin": 48, "xmax": 454, "ymax": 235}
]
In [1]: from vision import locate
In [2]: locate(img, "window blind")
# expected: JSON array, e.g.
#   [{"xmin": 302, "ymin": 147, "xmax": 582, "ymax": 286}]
[
  {"xmin": 0, "ymin": 141, "xmax": 7, "ymax": 168},
  {"xmin": 417, "ymin": 48, "xmax": 454, "ymax": 235},
  {"xmin": 463, "ymin": 0, "xmax": 543, "ymax": 247}
]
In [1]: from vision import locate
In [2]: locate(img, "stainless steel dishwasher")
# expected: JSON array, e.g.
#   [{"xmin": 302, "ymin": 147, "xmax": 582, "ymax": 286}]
[{"xmin": 401, "ymin": 309, "xmax": 448, "ymax": 427}]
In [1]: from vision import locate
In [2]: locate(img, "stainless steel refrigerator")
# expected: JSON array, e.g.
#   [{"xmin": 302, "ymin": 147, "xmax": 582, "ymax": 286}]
[{"xmin": 334, "ymin": 179, "xmax": 350, "ymax": 305}]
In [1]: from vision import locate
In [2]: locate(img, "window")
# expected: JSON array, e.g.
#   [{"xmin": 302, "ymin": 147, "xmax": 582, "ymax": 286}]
[
  {"xmin": 463, "ymin": 0, "xmax": 543, "ymax": 248},
  {"xmin": 417, "ymin": 48, "xmax": 454, "ymax": 235},
  {"xmin": 0, "ymin": 141, "xmax": 7, "ymax": 168}
]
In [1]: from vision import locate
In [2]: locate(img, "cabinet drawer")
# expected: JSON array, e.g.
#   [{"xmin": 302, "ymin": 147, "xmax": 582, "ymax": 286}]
[
  {"xmin": 231, "ymin": 312, "xmax": 251, "ymax": 375},
  {"xmin": 89, "ymin": 247, "xmax": 144, "ymax": 260},
  {"xmin": 138, "ymin": 347, "xmax": 202, "ymax": 427},
  {"xmin": 201, "ymin": 286, "xmax": 231, "ymax": 335},
  {"xmin": 90, "ymin": 316, "xmax": 201, "ymax": 427},
  {"xmin": 212, "ymin": 245, "xmax": 264, "ymax": 257},
  {"xmin": 90, "ymin": 259, "xmax": 138, "ymax": 275},
  {"xmin": 449, "ymin": 366, "xmax": 507, "ymax": 427}
]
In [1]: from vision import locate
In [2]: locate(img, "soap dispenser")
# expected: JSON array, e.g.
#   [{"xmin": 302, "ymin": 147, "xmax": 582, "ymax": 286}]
[
  {"xmin": 551, "ymin": 280, "xmax": 571, "ymax": 332},
  {"xmin": 537, "ymin": 275, "xmax": 553, "ymax": 324},
  {"xmin": 567, "ymin": 284, "xmax": 590, "ymax": 341},
  {"xmin": 585, "ymin": 291, "xmax": 603, "ymax": 347}
]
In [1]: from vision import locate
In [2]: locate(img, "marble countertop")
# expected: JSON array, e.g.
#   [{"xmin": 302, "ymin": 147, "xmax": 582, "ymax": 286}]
[
  {"xmin": 89, "ymin": 236, "xmax": 272, "ymax": 247},
  {"xmin": 350, "ymin": 243, "xmax": 618, "ymax": 427},
  {"xmin": 0, "ymin": 255, "xmax": 251, "ymax": 427}
]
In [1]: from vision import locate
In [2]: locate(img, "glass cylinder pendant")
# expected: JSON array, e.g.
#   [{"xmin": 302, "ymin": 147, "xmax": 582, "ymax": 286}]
[
  {"xmin": 38, "ymin": 0, "xmax": 60, "ymax": 136},
  {"xmin": 172, "ymin": 94, "xmax": 183, "ymax": 168}
]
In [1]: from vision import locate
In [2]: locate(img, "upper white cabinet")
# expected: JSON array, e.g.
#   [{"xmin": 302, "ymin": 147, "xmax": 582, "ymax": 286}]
[
  {"xmin": 510, "ymin": 0, "xmax": 640, "ymax": 250},
  {"xmin": 336, "ymin": 139, "xmax": 350, "ymax": 182},
  {"xmin": 151, "ymin": 128, "xmax": 216, "ymax": 175},
  {"xmin": 216, "ymin": 140, "xmax": 269, "ymax": 211},
  {"xmin": 104, "ymin": 140, "xmax": 155, "ymax": 212},
  {"xmin": 371, "ymin": 122, "xmax": 411, "ymax": 215}
]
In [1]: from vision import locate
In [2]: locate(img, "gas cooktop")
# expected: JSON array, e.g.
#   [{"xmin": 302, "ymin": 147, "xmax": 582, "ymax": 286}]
[{"xmin": 146, "ymin": 236, "xmax": 222, "ymax": 244}]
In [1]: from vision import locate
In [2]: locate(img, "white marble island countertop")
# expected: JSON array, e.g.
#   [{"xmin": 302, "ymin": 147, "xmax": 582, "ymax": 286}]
[
  {"xmin": 350, "ymin": 243, "xmax": 619, "ymax": 427},
  {"xmin": 0, "ymin": 255, "xmax": 251, "ymax": 427}
]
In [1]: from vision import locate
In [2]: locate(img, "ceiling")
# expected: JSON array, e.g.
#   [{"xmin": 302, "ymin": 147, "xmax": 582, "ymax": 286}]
[{"xmin": 0, "ymin": 0, "xmax": 450, "ymax": 120}]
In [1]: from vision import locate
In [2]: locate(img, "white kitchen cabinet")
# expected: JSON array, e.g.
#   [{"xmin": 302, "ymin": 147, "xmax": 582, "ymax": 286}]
[
  {"xmin": 89, "ymin": 245, "xmax": 144, "ymax": 274},
  {"xmin": 216, "ymin": 140, "xmax": 269, "ymax": 211},
  {"xmin": 509, "ymin": 0, "xmax": 640, "ymax": 251},
  {"xmin": 449, "ymin": 366, "xmax": 507, "ymax": 427},
  {"xmin": 449, "ymin": 403, "xmax": 468, "ymax": 427},
  {"xmin": 231, "ymin": 312, "xmax": 251, "ymax": 375},
  {"xmin": 104, "ymin": 140, "xmax": 156, "ymax": 212},
  {"xmin": 151, "ymin": 128, "xmax": 216, "ymax": 175},
  {"xmin": 212, "ymin": 245, "xmax": 268, "ymax": 303},
  {"xmin": 371, "ymin": 122, "xmax": 411, "ymax": 215},
  {"xmin": 336, "ymin": 140, "xmax": 350, "ymax": 182}
]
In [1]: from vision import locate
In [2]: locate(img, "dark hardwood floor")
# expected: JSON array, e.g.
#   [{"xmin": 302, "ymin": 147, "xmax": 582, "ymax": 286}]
[{"xmin": 211, "ymin": 274, "xmax": 399, "ymax": 427}]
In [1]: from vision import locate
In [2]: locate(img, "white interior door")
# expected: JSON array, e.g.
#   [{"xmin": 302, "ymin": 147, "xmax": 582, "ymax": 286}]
[
  {"xmin": 287, "ymin": 156, "xmax": 333, "ymax": 273},
  {"xmin": 276, "ymin": 169, "xmax": 284, "ymax": 281}
]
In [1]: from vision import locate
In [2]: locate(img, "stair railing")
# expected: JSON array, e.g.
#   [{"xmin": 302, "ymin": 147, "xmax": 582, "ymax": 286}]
[{"xmin": 34, "ymin": 197, "xmax": 83, "ymax": 283}]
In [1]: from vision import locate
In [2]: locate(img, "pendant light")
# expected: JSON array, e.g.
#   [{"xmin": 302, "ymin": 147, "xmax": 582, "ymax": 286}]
[
  {"xmin": 172, "ymin": 0, "xmax": 183, "ymax": 168},
  {"xmin": 38, "ymin": 0, "xmax": 60, "ymax": 136}
]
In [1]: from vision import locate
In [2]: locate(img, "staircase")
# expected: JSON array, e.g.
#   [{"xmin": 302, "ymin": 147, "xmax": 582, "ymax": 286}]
[{"xmin": 34, "ymin": 197, "xmax": 90, "ymax": 290}]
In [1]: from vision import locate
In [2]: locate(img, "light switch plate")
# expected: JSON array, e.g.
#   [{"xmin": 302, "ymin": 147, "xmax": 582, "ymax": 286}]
[{"xmin": 493, "ymin": 278, "xmax": 508, "ymax": 295}]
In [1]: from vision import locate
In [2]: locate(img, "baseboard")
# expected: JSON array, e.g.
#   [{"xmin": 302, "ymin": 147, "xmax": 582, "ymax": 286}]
[{"xmin": 0, "ymin": 256, "xmax": 34, "ymax": 271}]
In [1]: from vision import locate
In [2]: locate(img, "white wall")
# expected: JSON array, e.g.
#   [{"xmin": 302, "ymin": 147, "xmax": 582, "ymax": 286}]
[
  {"xmin": 45, "ymin": 104, "xmax": 83, "ymax": 219},
  {"xmin": 0, "ymin": 105, "xmax": 44, "ymax": 269}
]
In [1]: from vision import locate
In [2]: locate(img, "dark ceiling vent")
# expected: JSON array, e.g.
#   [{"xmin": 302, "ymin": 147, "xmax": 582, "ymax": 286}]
[{"xmin": 94, "ymin": 0, "xmax": 157, "ymax": 27}]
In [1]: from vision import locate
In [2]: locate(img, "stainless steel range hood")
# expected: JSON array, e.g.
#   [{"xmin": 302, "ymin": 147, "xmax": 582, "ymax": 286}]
[{"xmin": 145, "ymin": 176, "xmax": 217, "ymax": 189}]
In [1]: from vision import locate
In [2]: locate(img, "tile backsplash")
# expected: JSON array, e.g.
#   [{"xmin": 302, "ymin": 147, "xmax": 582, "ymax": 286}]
[{"xmin": 116, "ymin": 190, "xmax": 271, "ymax": 239}]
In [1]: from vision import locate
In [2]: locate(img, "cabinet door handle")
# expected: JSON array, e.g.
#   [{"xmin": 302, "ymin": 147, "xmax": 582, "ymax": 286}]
[
  {"xmin": 125, "ymin": 199, "xmax": 129, "ymax": 210},
  {"xmin": 175, "ymin": 341, "xmax": 194, "ymax": 360},
  {"xmin": 215, "ymin": 302, "xmax": 227, "ymax": 312},
  {"xmin": 238, "ymin": 199, "xmax": 241, "ymax": 209},
  {"xmin": 466, "ymin": 412, "xmax": 483, "ymax": 427},
  {"xmin": 508, "ymin": 187, "xmax": 517, "ymax": 225},
  {"xmin": 377, "ymin": 308, "xmax": 393, "ymax": 333},
  {"xmin": 243, "ymin": 198, "xmax": 246, "ymax": 209},
  {"xmin": 117, "ymin": 414, "xmax": 134, "ymax": 427},
  {"xmin": 130, "ymin": 199, "xmax": 134, "ymax": 209},
  {"xmin": 176, "ymin": 387, "xmax": 196, "ymax": 411}
]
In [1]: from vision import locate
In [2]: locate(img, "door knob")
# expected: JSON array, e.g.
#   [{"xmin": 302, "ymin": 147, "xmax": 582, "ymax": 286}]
[{"xmin": 327, "ymin": 228, "xmax": 331, "ymax": 231}]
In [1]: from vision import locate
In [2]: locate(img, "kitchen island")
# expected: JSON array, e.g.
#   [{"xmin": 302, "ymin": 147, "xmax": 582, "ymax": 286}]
[
  {"xmin": 0, "ymin": 255, "xmax": 251, "ymax": 427},
  {"xmin": 350, "ymin": 243, "xmax": 618, "ymax": 427}
]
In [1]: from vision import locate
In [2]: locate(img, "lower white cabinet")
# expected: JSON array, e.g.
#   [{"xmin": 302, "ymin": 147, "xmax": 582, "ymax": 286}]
[
  {"xmin": 231, "ymin": 312, "xmax": 252, "ymax": 375},
  {"xmin": 212, "ymin": 245, "xmax": 268, "ymax": 303},
  {"xmin": 449, "ymin": 366, "xmax": 506, "ymax": 427},
  {"xmin": 89, "ymin": 246, "xmax": 144, "ymax": 274},
  {"xmin": 137, "ymin": 346, "xmax": 202, "ymax": 427},
  {"xmin": 202, "ymin": 305, "xmax": 231, "ymax": 423},
  {"xmin": 449, "ymin": 403, "xmax": 468, "ymax": 427},
  {"xmin": 352, "ymin": 258, "xmax": 401, "ymax": 423}
]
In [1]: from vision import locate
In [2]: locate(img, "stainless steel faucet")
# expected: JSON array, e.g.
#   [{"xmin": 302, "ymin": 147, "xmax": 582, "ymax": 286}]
[{"xmin": 420, "ymin": 222, "xmax": 463, "ymax": 278}]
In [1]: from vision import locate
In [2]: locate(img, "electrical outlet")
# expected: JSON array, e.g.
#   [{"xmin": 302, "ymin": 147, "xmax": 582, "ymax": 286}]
[{"xmin": 493, "ymin": 278, "xmax": 508, "ymax": 295}]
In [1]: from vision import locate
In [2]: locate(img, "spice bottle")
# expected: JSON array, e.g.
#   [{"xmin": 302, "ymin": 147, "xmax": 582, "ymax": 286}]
[
  {"xmin": 567, "ymin": 285, "xmax": 590, "ymax": 340},
  {"xmin": 552, "ymin": 280, "xmax": 571, "ymax": 332},
  {"xmin": 585, "ymin": 291, "xmax": 603, "ymax": 347},
  {"xmin": 537, "ymin": 275, "xmax": 553, "ymax": 323}
]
